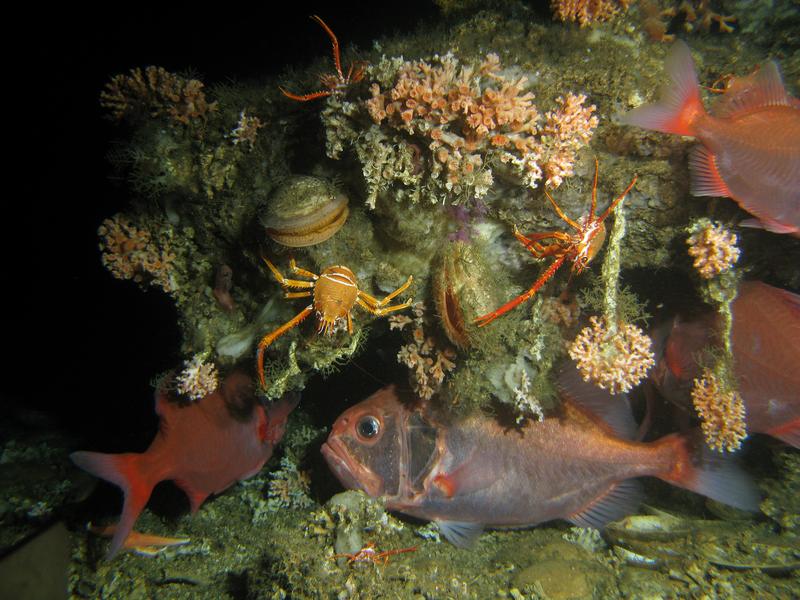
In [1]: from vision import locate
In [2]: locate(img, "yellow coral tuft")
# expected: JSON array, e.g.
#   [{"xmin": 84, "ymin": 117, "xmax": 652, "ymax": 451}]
[
  {"xmin": 691, "ymin": 368, "xmax": 747, "ymax": 452},
  {"xmin": 569, "ymin": 315, "xmax": 655, "ymax": 394},
  {"xmin": 551, "ymin": 0, "xmax": 631, "ymax": 27},
  {"xmin": 687, "ymin": 221, "xmax": 740, "ymax": 279}
]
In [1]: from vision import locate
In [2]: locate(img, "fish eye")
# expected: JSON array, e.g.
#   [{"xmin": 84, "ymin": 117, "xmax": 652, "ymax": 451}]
[{"xmin": 356, "ymin": 416, "xmax": 381, "ymax": 440}]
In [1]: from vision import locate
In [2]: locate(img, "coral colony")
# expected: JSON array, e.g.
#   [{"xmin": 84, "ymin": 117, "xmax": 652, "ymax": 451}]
[{"xmin": 71, "ymin": 2, "xmax": 800, "ymax": 596}]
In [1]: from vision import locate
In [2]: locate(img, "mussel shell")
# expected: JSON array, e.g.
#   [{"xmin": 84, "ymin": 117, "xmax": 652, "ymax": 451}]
[{"xmin": 263, "ymin": 176, "xmax": 349, "ymax": 247}]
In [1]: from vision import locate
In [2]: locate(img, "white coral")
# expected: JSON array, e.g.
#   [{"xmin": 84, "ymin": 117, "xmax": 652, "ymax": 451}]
[{"xmin": 176, "ymin": 355, "xmax": 219, "ymax": 401}]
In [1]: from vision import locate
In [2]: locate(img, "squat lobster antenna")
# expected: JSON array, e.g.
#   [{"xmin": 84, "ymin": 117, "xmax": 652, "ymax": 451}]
[
  {"xmin": 279, "ymin": 15, "xmax": 366, "ymax": 102},
  {"xmin": 311, "ymin": 15, "xmax": 343, "ymax": 80}
]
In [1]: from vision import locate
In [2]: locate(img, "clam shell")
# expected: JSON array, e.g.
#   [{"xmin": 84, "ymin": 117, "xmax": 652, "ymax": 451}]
[{"xmin": 263, "ymin": 176, "xmax": 349, "ymax": 247}]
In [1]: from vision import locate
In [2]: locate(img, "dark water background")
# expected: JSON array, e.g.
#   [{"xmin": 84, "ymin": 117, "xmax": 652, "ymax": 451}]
[{"xmin": 15, "ymin": 1, "xmax": 444, "ymax": 451}]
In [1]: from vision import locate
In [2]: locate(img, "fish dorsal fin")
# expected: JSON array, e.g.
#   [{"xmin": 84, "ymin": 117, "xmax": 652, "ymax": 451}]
[
  {"xmin": 436, "ymin": 520, "xmax": 484, "ymax": 548},
  {"xmin": 567, "ymin": 479, "xmax": 643, "ymax": 529},
  {"xmin": 557, "ymin": 363, "xmax": 638, "ymax": 440},
  {"xmin": 712, "ymin": 61, "xmax": 795, "ymax": 119}
]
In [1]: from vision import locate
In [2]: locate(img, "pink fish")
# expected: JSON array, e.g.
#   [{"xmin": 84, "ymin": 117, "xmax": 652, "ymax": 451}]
[
  {"xmin": 652, "ymin": 280, "xmax": 800, "ymax": 448},
  {"xmin": 321, "ymin": 373, "xmax": 758, "ymax": 547},
  {"xmin": 71, "ymin": 371, "xmax": 297, "ymax": 558},
  {"xmin": 622, "ymin": 41, "xmax": 800, "ymax": 236}
]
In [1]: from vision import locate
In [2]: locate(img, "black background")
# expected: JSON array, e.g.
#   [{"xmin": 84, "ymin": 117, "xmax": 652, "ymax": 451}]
[{"xmin": 13, "ymin": 1, "xmax": 448, "ymax": 449}]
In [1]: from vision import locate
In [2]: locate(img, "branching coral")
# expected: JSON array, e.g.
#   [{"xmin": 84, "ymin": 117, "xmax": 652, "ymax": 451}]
[
  {"xmin": 175, "ymin": 354, "xmax": 219, "ymax": 401},
  {"xmin": 100, "ymin": 66, "xmax": 217, "ymax": 124},
  {"xmin": 691, "ymin": 367, "xmax": 747, "ymax": 452},
  {"xmin": 686, "ymin": 219, "xmax": 740, "ymax": 279},
  {"xmin": 268, "ymin": 455, "xmax": 314, "ymax": 510},
  {"xmin": 229, "ymin": 109, "xmax": 264, "ymax": 149},
  {"xmin": 98, "ymin": 214, "xmax": 177, "ymax": 292},
  {"xmin": 334, "ymin": 53, "xmax": 597, "ymax": 207},
  {"xmin": 552, "ymin": 0, "xmax": 632, "ymax": 27},
  {"xmin": 569, "ymin": 315, "xmax": 655, "ymax": 394},
  {"xmin": 391, "ymin": 303, "xmax": 456, "ymax": 401}
]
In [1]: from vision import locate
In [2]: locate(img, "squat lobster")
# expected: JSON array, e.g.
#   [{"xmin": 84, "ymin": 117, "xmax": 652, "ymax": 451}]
[
  {"xmin": 280, "ymin": 15, "xmax": 366, "ymax": 102},
  {"xmin": 332, "ymin": 541, "xmax": 418, "ymax": 566},
  {"xmin": 256, "ymin": 257, "xmax": 413, "ymax": 388},
  {"xmin": 474, "ymin": 160, "xmax": 636, "ymax": 327}
]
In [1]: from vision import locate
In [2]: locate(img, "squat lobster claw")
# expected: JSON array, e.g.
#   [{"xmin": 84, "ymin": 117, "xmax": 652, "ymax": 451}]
[
  {"xmin": 474, "ymin": 160, "xmax": 636, "ymax": 327},
  {"xmin": 280, "ymin": 15, "xmax": 367, "ymax": 102},
  {"xmin": 256, "ymin": 257, "xmax": 413, "ymax": 389}
]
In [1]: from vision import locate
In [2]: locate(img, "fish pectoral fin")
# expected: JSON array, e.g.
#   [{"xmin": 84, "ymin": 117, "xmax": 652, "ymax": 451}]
[
  {"xmin": 431, "ymin": 453, "xmax": 497, "ymax": 498},
  {"xmin": 688, "ymin": 146, "xmax": 731, "ymax": 198},
  {"xmin": 767, "ymin": 418, "xmax": 800, "ymax": 449},
  {"xmin": 436, "ymin": 520, "xmax": 484, "ymax": 548},
  {"xmin": 566, "ymin": 479, "xmax": 643, "ymax": 530},
  {"xmin": 175, "ymin": 479, "xmax": 210, "ymax": 514},
  {"xmin": 89, "ymin": 523, "xmax": 190, "ymax": 556},
  {"xmin": 739, "ymin": 217, "xmax": 798, "ymax": 235}
]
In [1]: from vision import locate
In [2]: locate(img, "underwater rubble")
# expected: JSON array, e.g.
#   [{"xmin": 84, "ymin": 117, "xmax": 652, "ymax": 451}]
[{"xmin": 35, "ymin": 0, "xmax": 800, "ymax": 598}]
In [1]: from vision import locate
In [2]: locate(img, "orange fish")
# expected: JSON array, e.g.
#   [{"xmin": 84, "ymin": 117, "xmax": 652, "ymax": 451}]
[
  {"xmin": 622, "ymin": 41, "xmax": 800, "ymax": 236},
  {"xmin": 71, "ymin": 371, "xmax": 297, "ymax": 558},
  {"xmin": 652, "ymin": 281, "xmax": 800, "ymax": 448},
  {"xmin": 322, "ymin": 371, "xmax": 758, "ymax": 547}
]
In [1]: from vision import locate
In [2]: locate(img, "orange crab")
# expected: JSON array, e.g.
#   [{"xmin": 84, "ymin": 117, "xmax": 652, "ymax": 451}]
[
  {"xmin": 256, "ymin": 257, "xmax": 413, "ymax": 388},
  {"xmin": 280, "ymin": 15, "xmax": 366, "ymax": 102},
  {"xmin": 474, "ymin": 161, "xmax": 637, "ymax": 327},
  {"xmin": 332, "ymin": 541, "xmax": 418, "ymax": 566}
]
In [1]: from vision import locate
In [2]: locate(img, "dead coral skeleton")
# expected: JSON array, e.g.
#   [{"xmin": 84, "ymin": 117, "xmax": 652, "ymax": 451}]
[
  {"xmin": 513, "ymin": 369, "xmax": 546, "ymax": 423},
  {"xmin": 98, "ymin": 214, "xmax": 177, "ymax": 292},
  {"xmin": 569, "ymin": 315, "xmax": 655, "ymax": 394},
  {"xmin": 100, "ymin": 66, "xmax": 217, "ymax": 124},
  {"xmin": 686, "ymin": 220, "xmax": 740, "ymax": 279},
  {"xmin": 365, "ymin": 53, "xmax": 598, "ymax": 199},
  {"xmin": 691, "ymin": 367, "xmax": 747, "ymax": 452},
  {"xmin": 391, "ymin": 303, "xmax": 456, "ymax": 401}
]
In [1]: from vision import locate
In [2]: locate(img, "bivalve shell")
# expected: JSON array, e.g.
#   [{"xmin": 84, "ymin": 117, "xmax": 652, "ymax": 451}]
[{"xmin": 263, "ymin": 176, "xmax": 349, "ymax": 247}]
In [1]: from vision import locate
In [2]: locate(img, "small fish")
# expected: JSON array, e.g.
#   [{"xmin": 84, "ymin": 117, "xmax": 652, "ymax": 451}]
[
  {"xmin": 622, "ymin": 41, "xmax": 800, "ymax": 236},
  {"xmin": 71, "ymin": 371, "xmax": 297, "ymax": 558},
  {"xmin": 652, "ymin": 281, "xmax": 800, "ymax": 448},
  {"xmin": 321, "ymin": 372, "xmax": 758, "ymax": 548}
]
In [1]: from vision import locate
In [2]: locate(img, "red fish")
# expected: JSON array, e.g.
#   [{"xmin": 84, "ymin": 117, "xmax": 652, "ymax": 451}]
[
  {"xmin": 652, "ymin": 280, "xmax": 800, "ymax": 448},
  {"xmin": 622, "ymin": 41, "xmax": 800, "ymax": 236},
  {"xmin": 71, "ymin": 371, "xmax": 297, "ymax": 558},
  {"xmin": 321, "ymin": 373, "xmax": 758, "ymax": 547}
]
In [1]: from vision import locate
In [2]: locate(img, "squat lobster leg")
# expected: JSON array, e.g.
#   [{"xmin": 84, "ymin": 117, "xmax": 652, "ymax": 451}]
[
  {"xmin": 256, "ymin": 306, "xmax": 314, "ymax": 388},
  {"xmin": 357, "ymin": 276, "xmax": 414, "ymax": 315},
  {"xmin": 255, "ymin": 257, "xmax": 413, "ymax": 389}
]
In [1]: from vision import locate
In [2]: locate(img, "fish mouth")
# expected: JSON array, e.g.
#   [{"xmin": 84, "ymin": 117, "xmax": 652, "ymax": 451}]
[{"xmin": 321, "ymin": 438, "xmax": 383, "ymax": 497}]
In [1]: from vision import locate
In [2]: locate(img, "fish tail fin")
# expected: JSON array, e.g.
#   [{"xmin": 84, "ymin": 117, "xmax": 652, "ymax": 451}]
[
  {"xmin": 654, "ymin": 433, "xmax": 760, "ymax": 512},
  {"xmin": 70, "ymin": 451, "xmax": 156, "ymax": 558},
  {"xmin": 621, "ymin": 41, "xmax": 705, "ymax": 136}
]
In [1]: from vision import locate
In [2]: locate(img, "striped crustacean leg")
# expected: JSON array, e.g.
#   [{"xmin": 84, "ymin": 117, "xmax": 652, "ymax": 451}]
[{"xmin": 357, "ymin": 276, "xmax": 414, "ymax": 316}]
